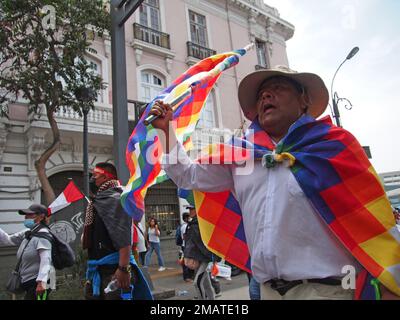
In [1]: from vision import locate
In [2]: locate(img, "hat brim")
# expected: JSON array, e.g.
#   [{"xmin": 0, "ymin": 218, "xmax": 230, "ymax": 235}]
[
  {"xmin": 238, "ymin": 69, "xmax": 329, "ymax": 121},
  {"xmin": 18, "ymin": 209, "xmax": 36, "ymax": 215}
]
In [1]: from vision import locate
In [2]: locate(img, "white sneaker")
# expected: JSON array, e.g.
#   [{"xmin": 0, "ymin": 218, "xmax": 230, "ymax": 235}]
[{"xmin": 158, "ymin": 267, "xmax": 166, "ymax": 271}]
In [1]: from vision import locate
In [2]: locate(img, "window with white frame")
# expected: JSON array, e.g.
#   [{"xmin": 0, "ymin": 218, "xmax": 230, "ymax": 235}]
[
  {"xmin": 197, "ymin": 91, "xmax": 216, "ymax": 129},
  {"xmin": 189, "ymin": 10, "xmax": 208, "ymax": 47},
  {"xmin": 55, "ymin": 56, "xmax": 103, "ymax": 103},
  {"xmin": 256, "ymin": 39, "xmax": 268, "ymax": 68},
  {"xmin": 139, "ymin": 0, "xmax": 161, "ymax": 31},
  {"xmin": 87, "ymin": 58, "xmax": 102, "ymax": 103},
  {"xmin": 140, "ymin": 71, "xmax": 164, "ymax": 103}
]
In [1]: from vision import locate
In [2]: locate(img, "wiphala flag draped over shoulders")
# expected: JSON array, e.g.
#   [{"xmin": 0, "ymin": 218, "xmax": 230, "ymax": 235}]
[
  {"xmin": 190, "ymin": 114, "xmax": 400, "ymax": 298},
  {"xmin": 122, "ymin": 45, "xmax": 252, "ymax": 221},
  {"xmin": 122, "ymin": 44, "xmax": 400, "ymax": 298}
]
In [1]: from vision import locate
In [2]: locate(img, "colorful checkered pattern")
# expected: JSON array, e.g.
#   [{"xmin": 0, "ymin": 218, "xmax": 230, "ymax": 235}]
[
  {"xmin": 122, "ymin": 46, "xmax": 251, "ymax": 222},
  {"xmin": 192, "ymin": 114, "xmax": 400, "ymax": 297},
  {"xmin": 194, "ymin": 189, "xmax": 252, "ymax": 272}
]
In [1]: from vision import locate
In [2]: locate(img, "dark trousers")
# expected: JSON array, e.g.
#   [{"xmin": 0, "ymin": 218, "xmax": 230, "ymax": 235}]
[
  {"xmin": 181, "ymin": 246, "xmax": 194, "ymax": 280},
  {"xmin": 139, "ymin": 251, "xmax": 147, "ymax": 266},
  {"xmin": 21, "ymin": 279, "xmax": 51, "ymax": 300},
  {"xmin": 183, "ymin": 264, "xmax": 195, "ymax": 280},
  {"xmin": 84, "ymin": 265, "xmax": 136, "ymax": 300}
]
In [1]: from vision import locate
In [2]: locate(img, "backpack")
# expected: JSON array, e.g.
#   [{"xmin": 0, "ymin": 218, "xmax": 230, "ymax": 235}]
[
  {"xmin": 175, "ymin": 225, "xmax": 183, "ymax": 246},
  {"xmin": 32, "ymin": 230, "xmax": 76, "ymax": 270}
]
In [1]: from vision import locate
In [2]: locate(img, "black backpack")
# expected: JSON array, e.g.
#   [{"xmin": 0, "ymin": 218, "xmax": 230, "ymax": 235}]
[{"xmin": 32, "ymin": 230, "xmax": 76, "ymax": 270}]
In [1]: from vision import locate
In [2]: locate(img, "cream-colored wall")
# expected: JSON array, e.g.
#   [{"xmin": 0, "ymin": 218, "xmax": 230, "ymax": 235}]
[
  {"xmin": 120, "ymin": 0, "xmax": 294, "ymax": 130},
  {"xmin": 100, "ymin": 0, "xmax": 295, "ymax": 136},
  {"xmin": 0, "ymin": 0, "xmax": 295, "ymax": 232},
  {"xmin": 270, "ymin": 39, "xmax": 290, "ymax": 67}
]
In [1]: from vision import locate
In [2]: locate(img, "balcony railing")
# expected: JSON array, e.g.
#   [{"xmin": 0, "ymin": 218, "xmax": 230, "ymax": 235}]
[
  {"xmin": 127, "ymin": 99, "xmax": 147, "ymax": 130},
  {"xmin": 189, "ymin": 127, "xmax": 238, "ymax": 159},
  {"xmin": 133, "ymin": 23, "xmax": 170, "ymax": 49},
  {"xmin": 54, "ymin": 105, "xmax": 113, "ymax": 125},
  {"xmin": 187, "ymin": 41, "xmax": 216, "ymax": 60}
]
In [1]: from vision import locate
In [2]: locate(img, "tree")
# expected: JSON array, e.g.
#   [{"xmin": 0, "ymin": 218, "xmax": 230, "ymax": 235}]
[{"xmin": 0, "ymin": 0, "xmax": 111, "ymax": 205}]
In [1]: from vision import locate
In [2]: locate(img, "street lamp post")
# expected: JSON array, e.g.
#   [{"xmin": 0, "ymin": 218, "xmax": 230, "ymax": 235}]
[
  {"xmin": 82, "ymin": 106, "xmax": 90, "ymax": 198},
  {"xmin": 110, "ymin": 0, "xmax": 144, "ymax": 185},
  {"xmin": 75, "ymin": 86, "xmax": 96, "ymax": 199},
  {"xmin": 330, "ymin": 47, "xmax": 359, "ymax": 127}
]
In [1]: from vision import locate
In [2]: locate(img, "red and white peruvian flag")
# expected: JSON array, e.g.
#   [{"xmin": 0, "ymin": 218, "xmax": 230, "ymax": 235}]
[{"xmin": 48, "ymin": 181, "xmax": 84, "ymax": 216}]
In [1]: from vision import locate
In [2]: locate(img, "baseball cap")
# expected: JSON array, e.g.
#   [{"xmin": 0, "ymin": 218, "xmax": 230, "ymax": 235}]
[{"xmin": 18, "ymin": 204, "xmax": 48, "ymax": 216}]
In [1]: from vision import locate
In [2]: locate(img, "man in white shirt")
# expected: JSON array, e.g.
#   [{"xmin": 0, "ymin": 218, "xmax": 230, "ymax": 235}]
[{"xmin": 148, "ymin": 66, "xmax": 399, "ymax": 300}]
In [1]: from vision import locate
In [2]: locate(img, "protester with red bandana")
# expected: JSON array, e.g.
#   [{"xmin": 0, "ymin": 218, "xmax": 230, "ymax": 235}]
[{"xmin": 82, "ymin": 162, "xmax": 152, "ymax": 300}]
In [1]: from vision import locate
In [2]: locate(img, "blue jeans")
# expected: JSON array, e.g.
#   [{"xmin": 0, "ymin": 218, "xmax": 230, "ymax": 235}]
[
  {"xmin": 249, "ymin": 276, "xmax": 261, "ymax": 300},
  {"xmin": 145, "ymin": 241, "xmax": 165, "ymax": 267}
]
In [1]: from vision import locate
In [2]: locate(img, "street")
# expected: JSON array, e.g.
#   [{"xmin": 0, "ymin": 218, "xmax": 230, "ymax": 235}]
[{"xmin": 148, "ymin": 265, "xmax": 250, "ymax": 300}]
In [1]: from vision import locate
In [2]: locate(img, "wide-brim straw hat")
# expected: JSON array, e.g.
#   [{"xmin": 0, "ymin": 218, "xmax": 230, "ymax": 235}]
[{"xmin": 238, "ymin": 65, "xmax": 329, "ymax": 121}]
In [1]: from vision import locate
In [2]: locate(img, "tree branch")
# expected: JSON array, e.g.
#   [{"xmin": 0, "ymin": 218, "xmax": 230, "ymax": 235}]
[{"xmin": 34, "ymin": 104, "xmax": 60, "ymax": 205}]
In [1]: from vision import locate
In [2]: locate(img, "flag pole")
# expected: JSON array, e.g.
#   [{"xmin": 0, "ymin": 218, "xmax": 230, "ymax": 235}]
[
  {"xmin": 143, "ymin": 43, "xmax": 254, "ymax": 127},
  {"xmin": 143, "ymin": 86, "xmax": 193, "ymax": 126}
]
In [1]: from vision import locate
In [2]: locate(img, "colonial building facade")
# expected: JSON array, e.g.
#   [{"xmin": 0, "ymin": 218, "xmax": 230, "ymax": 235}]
[
  {"xmin": 0, "ymin": 0, "xmax": 294, "ymax": 245},
  {"xmin": 380, "ymin": 171, "xmax": 400, "ymax": 208}
]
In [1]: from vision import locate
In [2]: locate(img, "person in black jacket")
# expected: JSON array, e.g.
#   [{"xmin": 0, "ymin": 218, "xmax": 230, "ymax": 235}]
[
  {"xmin": 82, "ymin": 162, "xmax": 152, "ymax": 300},
  {"xmin": 183, "ymin": 206, "xmax": 220, "ymax": 300}
]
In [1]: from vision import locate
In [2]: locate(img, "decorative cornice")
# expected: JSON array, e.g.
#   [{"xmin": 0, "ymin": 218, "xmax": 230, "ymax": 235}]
[
  {"xmin": 229, "ymin": 0, "xmax": 277, "ymax": 16},
  {"xmin": 186, "ymin": 56, "xmax": 199, "ymax": 67},
  {"xmin": 131, "ymin": 40, "xmax": 176, "ymax": 66},
  {"xmin": 58, "ymin": 143, "xmax": 112, "ymax": 156},
  {"xmin": 229, "ymin": 0, "xmax": 294, "ymax": 41}
]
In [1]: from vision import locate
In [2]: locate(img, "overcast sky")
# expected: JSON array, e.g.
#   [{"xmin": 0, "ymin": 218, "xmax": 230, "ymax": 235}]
[{"xmin": 265, "ymin": 0, "xmax": 400, "ymax": 174}]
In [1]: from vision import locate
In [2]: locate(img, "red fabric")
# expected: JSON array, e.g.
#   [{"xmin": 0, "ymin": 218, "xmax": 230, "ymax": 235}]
[
  {"xmin": 94, "ymin": 167, "xmax": 117, "ymax": 180},
  {"xmin": 355, "ymin": 269, "xmax": 368, "ymax": 300},
  {"xmin": 63, "ymin": 181, "xmax": 84, "ymax": 203},
  {"xmin": 132, "ymin": 223, "xmax": 139, "ymax": 245}
]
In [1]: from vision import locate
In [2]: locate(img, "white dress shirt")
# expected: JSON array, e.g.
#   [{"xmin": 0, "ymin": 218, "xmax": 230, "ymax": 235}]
[
  {"xmin": 135, "ymin": 222, "xmax": 147, "ymax": 253},
  {"xmin": 162, "ymin": 142, "xmax": 360, "ymax": 284},
  {"xmin": 180, "ymin": 222, "xmax": 188, "ymax": 247}
]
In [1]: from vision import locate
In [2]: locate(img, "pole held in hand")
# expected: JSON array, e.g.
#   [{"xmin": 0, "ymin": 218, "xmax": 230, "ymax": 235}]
[{"xmin": 143, "ymin": 87, "xmax": 193, "ymax": 126}]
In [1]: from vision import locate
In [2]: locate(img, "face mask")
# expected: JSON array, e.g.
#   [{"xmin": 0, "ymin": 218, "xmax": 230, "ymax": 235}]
[
  {"xmin": 24, "ymin": 219, "xmax": 36, "ymax": 229},
  {"xmin": 89, "ymin": 177, "xmax": 99, "ymax": 194}
]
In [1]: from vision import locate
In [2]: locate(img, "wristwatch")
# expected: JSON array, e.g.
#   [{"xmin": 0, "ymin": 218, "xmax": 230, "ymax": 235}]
[{"xmin": 118, "ymin": 264, "xmax": 132, "ymax": 273}]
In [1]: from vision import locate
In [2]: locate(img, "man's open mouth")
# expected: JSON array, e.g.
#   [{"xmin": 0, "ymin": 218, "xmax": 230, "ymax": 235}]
[{"xmin": 262, "ymin": 104, "xmax": 276, "ymax": 114}]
